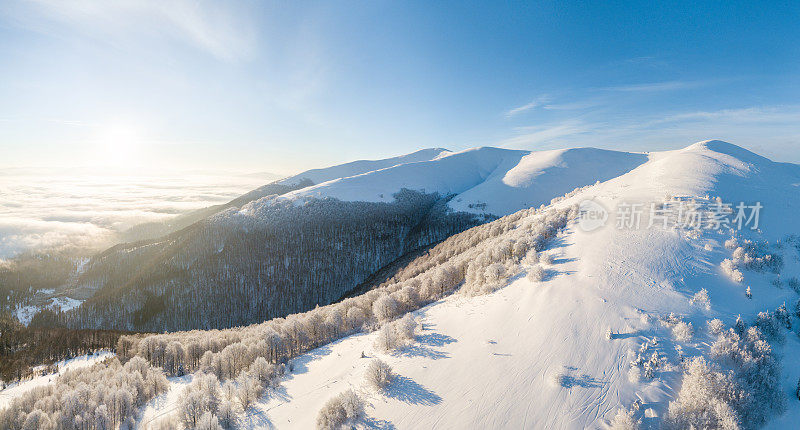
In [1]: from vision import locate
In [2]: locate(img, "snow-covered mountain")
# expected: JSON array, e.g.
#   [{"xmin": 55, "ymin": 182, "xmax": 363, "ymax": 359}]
[
  {"xmin": 64, "ymin": 145, "xmax": 645, "ymax": 332},
  {"xmin": 8, "ymin": 140, "xmax": 799, "ymax": 429},
  {"xmin": 279, "ymin": 146, "xmax": 647, "ymax": 216}
]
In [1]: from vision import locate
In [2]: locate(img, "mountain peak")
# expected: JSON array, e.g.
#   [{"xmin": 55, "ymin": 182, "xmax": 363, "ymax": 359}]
[{"xmin": 684, "ymin": 139, "xmax": 772, "ymax": 164}]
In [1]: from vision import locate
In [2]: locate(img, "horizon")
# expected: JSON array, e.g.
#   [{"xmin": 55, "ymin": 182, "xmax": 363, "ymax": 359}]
[{"xmin": 1, "ymin": 138, "xmax": 797, "ymax": 178}]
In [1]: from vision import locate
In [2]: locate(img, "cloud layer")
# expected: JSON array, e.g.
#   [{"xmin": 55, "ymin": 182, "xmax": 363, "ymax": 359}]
[{"xmin": 0, "ymin": 171, "xmax": 266, "ymax": 259}]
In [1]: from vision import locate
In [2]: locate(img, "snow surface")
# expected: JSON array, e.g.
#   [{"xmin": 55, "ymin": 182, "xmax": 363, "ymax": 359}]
[{"xmin": 0, "ymin": 351, "xmax": 114, "ymax": 409}]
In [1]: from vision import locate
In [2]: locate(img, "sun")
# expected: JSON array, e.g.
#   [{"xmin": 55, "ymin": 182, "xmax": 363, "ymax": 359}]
[{"xmin": 94, "ymin": 121, "xmax": 144, "ymax": 168}]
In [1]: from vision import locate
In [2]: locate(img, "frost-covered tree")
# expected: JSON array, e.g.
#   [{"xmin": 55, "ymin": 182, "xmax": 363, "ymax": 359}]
[
  {"xmin": 196, "ymin": 411, "xmax": 223, "ymax": 430},
  {"xmin": 664, "ymin": 357, "xmax": 742, "ymax": 430},
  {"xmin": 316, "ymin": 389, "xmax": 364, "ymax": 430},
  {"xmin": 235, "ymin": 371, "xmax": 263, "ymax": 410},
  {"xmin": 484, "ymin": 263, "xmax": 506, "ymax": 284},
  {"xmin": 707, "ymin": 318, "xmax": 724, "ymax": 335},
  {"xmin": 372, "ymin": 294, "xmax": 400, "ymax": 322},
  {"xmin": 690, "ymin": 288, "xmax": 711, "ymax": 310},
  {"xmin": 0, "ymin": 357, "xmax": 168, "ymax": 430},
  {"xmin": 609, "ymin": 407, "xmax": 640, "ymax": 430},
  {"xmin": 217, "ymin": 399, "xmax": 235, "ymax": 429},
  {"xmin": 364, "ymin": 359, "xmax": 393, "ymax": 391}
]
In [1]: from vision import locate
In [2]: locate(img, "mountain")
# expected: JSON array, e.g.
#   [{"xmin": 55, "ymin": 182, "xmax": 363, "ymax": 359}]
[
  {"xmin": 5, "ymin": 141, "xmax": 800, "ymax": 429},
  {"xmin": 60, "ymin": 146, "xmax": 646, "ymax": 332}
]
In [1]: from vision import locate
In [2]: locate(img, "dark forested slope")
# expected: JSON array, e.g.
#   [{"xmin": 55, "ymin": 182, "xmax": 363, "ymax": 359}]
[{"xmin": 62, "ymin": 190, "xmax": 488, "ymax": 331}]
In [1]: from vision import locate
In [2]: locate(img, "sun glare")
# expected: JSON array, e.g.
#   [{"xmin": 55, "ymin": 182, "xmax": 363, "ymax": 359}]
[{"xmin": 94, "ymin": 121, "xmax": 143, "ymax": 168}]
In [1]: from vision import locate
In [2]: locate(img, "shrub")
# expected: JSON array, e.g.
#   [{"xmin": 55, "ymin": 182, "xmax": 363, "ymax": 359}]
[
  {"xmin": 707, "ymin": 319, "xmax": 724, "ymax": 336},
  {"xmin": 316, "ymin": 389, "xmax": 364, "ymax": 430},
  {"xmin": 364, "ymin": 359, "xmax": 393, "ymax": 391},
  {"xmin": 690, "ymin": 289, "xmax": 711, "ymax": 310},
  {"xmin": 609, "ymin": 408, "xmax": 640, "ymax": 430},
  {"xmin": 673, "ymin": 321, "xmax": 694, "ymax": 342},
  {"xmin": 527, "ymin": 264, "xmax": 545, "ymax": 282}
]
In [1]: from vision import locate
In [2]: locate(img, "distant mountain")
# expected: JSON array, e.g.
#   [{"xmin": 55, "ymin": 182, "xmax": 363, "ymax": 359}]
[
  {"xmin": 62, "ymin": 146, "xmax": 647, "ymax": 331},
  {"xmin": 119, "ymin": 148, "xmax": 450, "ymax": 243}
]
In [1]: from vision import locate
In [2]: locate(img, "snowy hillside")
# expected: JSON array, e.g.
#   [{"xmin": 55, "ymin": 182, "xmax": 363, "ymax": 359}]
[
  {"xmin": 5, "ymin": 140, "xmax": 800, "ymax": 430},
  {"xmin": 225, "ymin": 140, "xmax": 800, "ymax": 429}
]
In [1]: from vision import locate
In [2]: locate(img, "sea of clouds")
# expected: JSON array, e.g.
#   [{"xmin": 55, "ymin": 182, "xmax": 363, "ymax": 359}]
[{"xmin": 0, "ymin": 169, "xmax": 271, "ymax": 259}]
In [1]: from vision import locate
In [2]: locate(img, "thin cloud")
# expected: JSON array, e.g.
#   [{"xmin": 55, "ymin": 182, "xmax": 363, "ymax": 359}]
[
  {"xmin": 542, "ymin": 99, "xmax": 604, "ymax": 111},
  {"xmin": 505, "ymin": 95, "xmax": 551, "ymax": 117},
  {"xmin": 654, "ymin": 106, "xmax": 800, "ymax": 124},
  {"xmin": 11, "ymin": 0, "xmax": 257, "ymax": 61},
  {"xmin": 601, "ymin": 80, "xmax": 711, "ymax": 93},
  {"xmin": 499, "ymin": 120, "xmax": 593, "ymax": 147}
]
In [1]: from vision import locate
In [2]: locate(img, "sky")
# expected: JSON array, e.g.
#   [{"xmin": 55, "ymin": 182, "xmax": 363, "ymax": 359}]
[{"xmin": 1, "ymin": 0, "xmax": 799, "ymax": 175}]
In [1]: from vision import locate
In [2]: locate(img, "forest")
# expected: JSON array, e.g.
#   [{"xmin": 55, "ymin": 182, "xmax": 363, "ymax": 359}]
[
  {"xmin": 53, "ymin": 190, "xmax": 489, "ymax": 332},
  {"xmin": 0, "ymin": 313, "xmax": 133, "ymax": 385},
  {"xmin": 0, "ymin": 253, "xmax": 77, "ymax": 316}
]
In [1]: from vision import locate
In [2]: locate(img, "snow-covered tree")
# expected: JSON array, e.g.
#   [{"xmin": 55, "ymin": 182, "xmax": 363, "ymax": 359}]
[
  {"xmin": 364, "ymin": 359, "xmax": 393, "ymax": 391},
  {"xmin": 316, "ymin": 389, "xmax": 364, "ymax": 430}
]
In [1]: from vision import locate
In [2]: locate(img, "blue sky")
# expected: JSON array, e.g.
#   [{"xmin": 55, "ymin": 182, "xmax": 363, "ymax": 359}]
[{"xmin": 1, "ymin": 0, "xmax": 798, "ymax": 174}]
